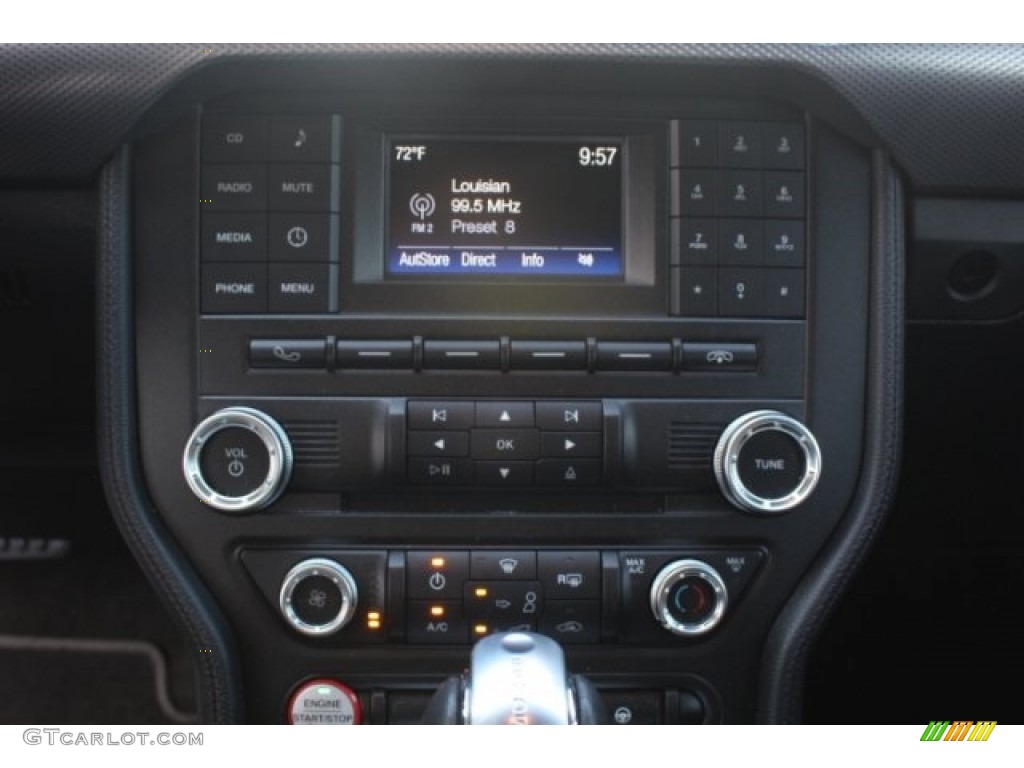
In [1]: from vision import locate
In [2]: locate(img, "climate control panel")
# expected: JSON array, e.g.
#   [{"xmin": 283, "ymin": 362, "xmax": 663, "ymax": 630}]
[{"xmin": 239, "ymin": 548, "xmax": 764, "ymax": 646}]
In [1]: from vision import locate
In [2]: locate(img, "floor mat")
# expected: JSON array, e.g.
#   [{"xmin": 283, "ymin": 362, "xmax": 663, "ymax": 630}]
[{"xmin": 0, "ymin": 635, "xmax": 195, "ymax": 724}]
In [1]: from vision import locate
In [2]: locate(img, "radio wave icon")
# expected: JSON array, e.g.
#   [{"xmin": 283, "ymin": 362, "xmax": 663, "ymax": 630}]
[{"xmin": 409, "ymin": 192, "xmax": 436, "ymax": 221}]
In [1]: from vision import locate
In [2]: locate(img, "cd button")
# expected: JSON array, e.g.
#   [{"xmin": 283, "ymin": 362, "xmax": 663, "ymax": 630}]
[{"xmin": 201, "ymin": 114, "xmax": 267, "ymax": 163}]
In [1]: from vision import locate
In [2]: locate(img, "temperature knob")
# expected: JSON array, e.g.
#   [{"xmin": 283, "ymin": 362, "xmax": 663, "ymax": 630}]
[
  {"xmin": 649, "ymin": 559, "xmax": 727, "ymax": 637},
  {"xmin": 714, "ymin": 410, "xmax": 821, "ymax": 514},
  {"xmin": 182, "ymin": 407, "xmax": 293, "ymax": 513}
]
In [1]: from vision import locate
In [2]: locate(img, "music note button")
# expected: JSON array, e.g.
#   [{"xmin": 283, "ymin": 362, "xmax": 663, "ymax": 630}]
[{"xmin": 270, "ymin": 116, "xmax": 332, "ymax": 162}]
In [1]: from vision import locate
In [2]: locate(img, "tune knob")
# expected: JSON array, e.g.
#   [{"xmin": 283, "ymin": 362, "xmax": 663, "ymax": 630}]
[
  {"xmin": 279, "ymin": 558, "xmax": 359, "ymax": 637},
  {"xmin": 182, "ymin": 407, "xmax": 293, "ymax": 512},
  {"xmin": 649, "ymin": 559, "xmax": 727, "ymax": 637},
  {"xmin": 713, "ymin": 410, "xmax": 822, "ymax": 514}
]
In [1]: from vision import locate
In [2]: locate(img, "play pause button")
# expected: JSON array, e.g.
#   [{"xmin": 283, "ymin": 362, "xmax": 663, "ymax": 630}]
[
  {"xmin": 541, "ymin": 432, "xmax": 602, "ymax": 458},
  {"xmin": 475, "ymin": 461, "xmax": 534, "ymax": 486}
]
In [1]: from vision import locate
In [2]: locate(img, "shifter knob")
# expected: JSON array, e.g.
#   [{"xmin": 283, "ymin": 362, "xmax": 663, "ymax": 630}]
[{"xmin": 421, "ymin": 631, "xmax": 607, "ymax": 725}]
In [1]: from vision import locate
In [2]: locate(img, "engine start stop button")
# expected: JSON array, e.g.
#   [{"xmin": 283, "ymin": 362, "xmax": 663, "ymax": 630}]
[{"xmin": 287, "ymin": 679, "xmax": 362, "ymax": 725}]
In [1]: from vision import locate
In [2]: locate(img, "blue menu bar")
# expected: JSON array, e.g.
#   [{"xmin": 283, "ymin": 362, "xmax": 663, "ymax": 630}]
[{"xmin": 388, "ymin": 247, "xmax": 622, "ymax": 277}]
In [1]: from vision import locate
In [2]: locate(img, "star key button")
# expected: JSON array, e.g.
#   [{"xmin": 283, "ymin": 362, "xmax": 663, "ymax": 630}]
[{"xmin": 679, "ymin": 268, "xmax": 718, "ymax": 317}]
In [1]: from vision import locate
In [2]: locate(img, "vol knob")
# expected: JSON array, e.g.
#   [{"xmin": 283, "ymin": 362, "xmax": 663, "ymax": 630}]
[
  {"xmin": 713, "ymin": 410, "xmax": 821, "ymax": 514},
  {"xmin": 182, "ymin": 407, "xmax": 293, "ymax": 512}
]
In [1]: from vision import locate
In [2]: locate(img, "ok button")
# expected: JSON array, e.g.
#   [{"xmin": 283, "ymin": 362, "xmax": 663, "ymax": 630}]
[{"xmin": 470, "ymin": 429, "xmax": 540, "ymax": 461}]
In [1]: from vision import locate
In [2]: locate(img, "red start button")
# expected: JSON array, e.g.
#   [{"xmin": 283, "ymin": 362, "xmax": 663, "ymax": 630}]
[{"xmin": 287, "ymin": 679, "xmax": 362, "ymax": 725}]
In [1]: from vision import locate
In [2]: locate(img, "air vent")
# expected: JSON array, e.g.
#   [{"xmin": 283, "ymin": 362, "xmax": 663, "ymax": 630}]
[
  {"xmin": 666, "ymin": 422, "xmax": 722, "ymax": 471},
  {"xmin": 284, "ymin": 421, "xmax": 340, "ymax": 467},
  {"xmin": 0, "ymin": 269, "xmax": 32, "ymax": 308}
]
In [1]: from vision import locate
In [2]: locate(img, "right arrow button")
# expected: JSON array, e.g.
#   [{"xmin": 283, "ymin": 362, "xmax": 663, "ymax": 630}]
[{"xmin": 540, "ymin": 431, "xmax": 602, "ymax": 458}]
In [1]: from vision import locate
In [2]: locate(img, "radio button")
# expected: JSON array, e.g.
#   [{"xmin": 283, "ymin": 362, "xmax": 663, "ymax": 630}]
[
  {"xmin": 475, "ymin": 401, "xmax": 534, "ymax": 428},
  {"xmin": 408, "ymin": 401, "xmax": 475, "ymax": 430},
  {"xmin": 268, "ymin": 263, "xmax": 331, "ymax": 313},
  {"xmin": 201, "ymin": 213, "xmax": 267, "ymax": 262},
  {"xmin": 536, "ymin": 459, "xmax": 601, "ymax": 487},
  {"xmin": 270, "ymin": 115, "xmax": 333, "ymax": 164},
  {"xmin": 202, "ymin": 114, "xmax": 267, "ymax": 163},
  {"xmin": 535, "ymin": 402, "xmax": 602, "ymax": 431},
  {"xmin": 269, "ymin": 213, "xmax": 334, "ymax": 262},
  {"xmin": 407, "ymin": 458, "xmax": 472, "ymax": 486},
  {"xmin": 470, "ymin": 429, "xmax": 540, "ymax": 460},
  {"xmin": 541, "ymin": 432, "xmax": 601, "ymax": 458},
  {"xmin": 201, "ymin": 263, "xmax": 267, "ymax": 314},
  {"xmin": 470, "ymin": 551, "xmax": 537, "ymax": 580},
  {"xmin": 681, "ymin": 342, "xmax": 758, "ymax": 373},
  {"xmin": 538, "ymin": 551, "xmax": 601, "ymax": 599},
  {"xmin": 249, "ymin": 339, "xmax": 328, "ymax": 369},
  {"xmin": 407, "ymin": 431, "xmax": 469, "ymax": 458},
  {"xmin": 201, "ymin": 164, "xmax": 267, "ymax": 212},
  {"xmin": 423, "ymin": 340, "xmax": 500, "ymax": 370},
  {"xmin": 337, "ymin": 340, "xmax": 414, "ymax": 370},
  {"xmin": 269, "ymin": 164, "xmax": 336, "ymax": 212},
  {"xmin": 508, "ymin": 341, "xmax": 587, "ymax": 371},
  {"xmin": 596, "ymin": 342, "xmax": 673, "ymax": 372}
]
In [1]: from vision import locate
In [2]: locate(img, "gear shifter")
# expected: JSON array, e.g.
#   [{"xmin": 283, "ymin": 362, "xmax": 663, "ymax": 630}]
[{"xmin": 422, "ymin": 632, "xmax": 607, "ymax": 725}]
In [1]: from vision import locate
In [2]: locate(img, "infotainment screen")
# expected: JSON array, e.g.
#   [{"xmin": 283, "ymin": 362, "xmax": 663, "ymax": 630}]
[{"xmin": 386, "ymin": 138, "xmax": 624, "ymax": 279}]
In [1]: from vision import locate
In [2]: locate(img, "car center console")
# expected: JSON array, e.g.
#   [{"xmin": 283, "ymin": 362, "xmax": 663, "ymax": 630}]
[{"xmin": 102, "ymin": 58, "xmax": 902, "ymax": 724}]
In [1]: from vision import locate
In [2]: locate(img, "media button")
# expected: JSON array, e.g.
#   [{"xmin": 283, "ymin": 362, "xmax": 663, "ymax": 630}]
[{"xmin": 201, "ymin": 213, "xmax": 267, "ymax": 262}]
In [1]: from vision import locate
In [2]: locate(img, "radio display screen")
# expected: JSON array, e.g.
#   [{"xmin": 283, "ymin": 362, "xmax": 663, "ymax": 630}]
[{"xmin": 385, "ymin": 137, "xmax": 624, "ymax": 279}]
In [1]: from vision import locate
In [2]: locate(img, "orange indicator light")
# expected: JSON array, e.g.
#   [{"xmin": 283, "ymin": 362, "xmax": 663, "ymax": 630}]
[
  {"xmin": 430, "ymin": 557, "xmax": 446, "ymax": 568},
  {"xmin": 430, "ymin": 606, "xmax": 445, "ymax": 617},
  {"xmin": 474, "ymin": 587, "xmax": 488, "ymax": 598}
]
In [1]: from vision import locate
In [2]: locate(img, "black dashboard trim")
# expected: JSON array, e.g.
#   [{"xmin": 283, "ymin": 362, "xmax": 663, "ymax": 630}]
[
  {"xmin": 757, "ymin": 151, "xmax": 904, "ymax": 722},
  {"xmin": 97, "ymin": 145, "xmax": 244, "ymax": 723}
]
